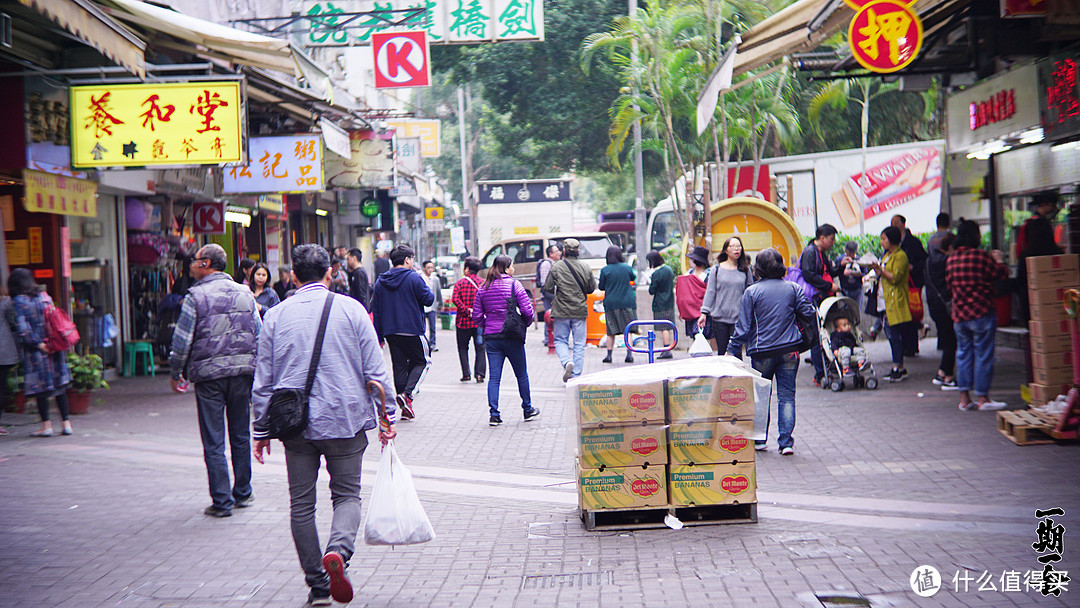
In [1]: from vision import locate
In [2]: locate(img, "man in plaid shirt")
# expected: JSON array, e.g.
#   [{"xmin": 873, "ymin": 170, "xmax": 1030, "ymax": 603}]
[
  {"xmin": 946, "ymin": 220, "xmax": 1008, "ymax": 411},
  {"xmin": 451, "ymin": 256, "xmax": 486, "ymax": 383}
]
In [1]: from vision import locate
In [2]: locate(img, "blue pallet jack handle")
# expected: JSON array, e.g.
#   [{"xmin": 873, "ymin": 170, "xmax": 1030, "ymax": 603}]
[{"xmin": 623, "ymin": 320, "xmax": 679, "ymax": 364}]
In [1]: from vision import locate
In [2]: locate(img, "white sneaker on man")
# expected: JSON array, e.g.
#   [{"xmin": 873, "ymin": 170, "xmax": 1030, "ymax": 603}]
[{"xmin": 977, "ymin": 400, "xmax": 1007, "ymax": 411}]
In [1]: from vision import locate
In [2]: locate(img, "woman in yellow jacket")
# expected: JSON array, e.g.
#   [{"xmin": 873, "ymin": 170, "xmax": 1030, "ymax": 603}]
[{"xmin": 868, "ymin": 226, "xmax": 913, "ymax": 382}]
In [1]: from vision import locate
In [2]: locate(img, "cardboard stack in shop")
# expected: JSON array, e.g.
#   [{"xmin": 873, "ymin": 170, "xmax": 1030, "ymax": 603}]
[
  {"xmin": 572, "ymin": 357, "xmax": 767, "ymax": 514},
  {"xmin": 1026, "ymin": 254, "xmax": 1079, "ymax": 402}
]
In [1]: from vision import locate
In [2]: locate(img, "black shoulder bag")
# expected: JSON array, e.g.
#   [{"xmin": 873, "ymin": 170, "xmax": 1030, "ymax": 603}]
[
  {"xmin": 792, "ymin": 283, "xmax": 819, "ymax": 353},
  {"xmin": 265, "ymin": 293, "xmax": 335, "ymax": 440},
  {"xmin": 565, "ymin": 261, "xmax": 590, "ymax": 297},
  {"xmin": 499, "ymin": 280, "xmax": 528, "ymax": 342}
]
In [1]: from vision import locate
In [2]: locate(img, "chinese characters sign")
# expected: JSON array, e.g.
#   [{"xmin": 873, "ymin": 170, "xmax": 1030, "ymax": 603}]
[
  {"xmin": 223, "ymin": 134, "xmax": 324, "ymax": 194},
  {"xmin": 324, "ymin": 130, "xmax": 395, "ymax": 188},
  {"xmin": 476, "ymin": 180, "xmax": 570, "ymax": 204},
  {"xmin": 23, "ymin": 169, "xmax": 98, "ymax": 217},
  {"xmin": 387, "ymin": 119, "xmax": 440, "ymax": 156},
  {"xmin": 847, "ymin": 1, "xmax": 923, "ymax": 74},
  {"xmin": 300, "ymin": 0, "xmax": 544, "ymax": 46},
  {"xmin": 70, "ymin": 82, "xmax": 243, "ymax": 168},
  {"xmin": 1038, "ymin": 53, "xmax": 1080, "ymax": 141}
]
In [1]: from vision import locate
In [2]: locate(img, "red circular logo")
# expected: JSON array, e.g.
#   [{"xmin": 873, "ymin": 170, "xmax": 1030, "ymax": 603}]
[{"xmin": 848, "ymin": 1, "xmax": 923, "ymax": 74}]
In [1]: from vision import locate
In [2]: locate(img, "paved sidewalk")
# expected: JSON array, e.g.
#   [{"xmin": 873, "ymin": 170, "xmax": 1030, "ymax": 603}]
[{"xmin": 1, "ymin": 322, "xmax": 1076, "ymax": 607}]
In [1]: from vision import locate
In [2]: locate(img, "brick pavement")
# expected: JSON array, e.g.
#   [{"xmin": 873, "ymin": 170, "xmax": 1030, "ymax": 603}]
[{"xmin": 0, "ymin": 322, "xmax": 1076, "ymax": 607}]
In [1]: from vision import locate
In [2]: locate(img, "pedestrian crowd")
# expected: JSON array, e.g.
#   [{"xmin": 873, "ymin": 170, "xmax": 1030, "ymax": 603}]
[{"xmin": 1, "ymin": 203, "xmax": 1032, "ymax": 605}]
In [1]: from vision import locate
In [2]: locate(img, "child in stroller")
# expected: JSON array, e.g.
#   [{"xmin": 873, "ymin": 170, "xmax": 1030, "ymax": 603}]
[{"xmin": 819, "ymin": 296, "xmax": 878, "ymax": 392}]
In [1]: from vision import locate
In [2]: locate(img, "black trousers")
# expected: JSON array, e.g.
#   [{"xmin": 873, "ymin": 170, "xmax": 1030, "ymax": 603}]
[
  {"xmin": 711, "ymin": 320, "xmax": 735, "ymax": 355},
  {"xmin": 385, "ymin": 334, "xmax": 431, "ymax": 397},
  {"xmin": 928, "ymin": 303, "xmax": 956, "ymax": 376},
  {"xmin": 456, "ymin": 327, "xmax": 486, "ymax": 378}
]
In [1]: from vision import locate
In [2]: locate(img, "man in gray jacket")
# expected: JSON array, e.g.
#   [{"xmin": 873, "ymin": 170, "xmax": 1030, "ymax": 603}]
[
  {"xmin": 543, "ymin": 238, "xmax": 597, "ymax": 382},
  {"xmin": 252, "ymin": 244, "xmax": 396, "ymax": 607},
  {"xmin": 169, "ymin": 243, "xmax": 261, "ymax": 518}
]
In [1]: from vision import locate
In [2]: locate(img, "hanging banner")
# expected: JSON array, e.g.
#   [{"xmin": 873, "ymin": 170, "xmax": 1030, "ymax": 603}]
[
  {"xmin": 847, "ymin": 1, "xmax": 923, "ymax": 74},
  {"xmin": 324, "ymin": 130, "xmax": 395, "ymax": 189},
  {"xmin": 223, "ymin": 134, "xmax": 324, "ymax": 193},
  {"xmin": 450, "ymin": 225, "xmax": 466, "ymax": 254},
  {"xmin": 386, "ymin": 119, "xmax": 441, "ymax": 156},
  {"xmin": 300, "ymin": 0, "xmax": 544, "ymax": 46},
  {"xmin": 23, "ymin": 169, "xmax": 98, "ymax": 217},
  {"xmin": 70, "ymin": 81, "xmax": 243, "ymax": 168},
  {"xmin": 320, "ymin": 118, "xmax": 352, "ymax": 158}
]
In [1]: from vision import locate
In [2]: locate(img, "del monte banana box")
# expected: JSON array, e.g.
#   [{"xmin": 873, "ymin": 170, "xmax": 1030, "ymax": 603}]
[
  {"xmin": 577, "ymin": 462, "xmax": 668, "ymax": 510},
  {"xmin": 669, "ymin": 420, "xmax": 755, "ymax": 465},
  {"xmin": 668, "ymin": 376, "xmax": 755, "ymax": 423},
  {"xmin": 577, "ymin": 381, "xmax": 665, "ymax": 427},
  {"xmin": 579, "ymin": 425, "xmax": 667, "ymax": 468},
  {"xmin": 669, "ymin": 462, "xmax": 756, "ymax": 506}
]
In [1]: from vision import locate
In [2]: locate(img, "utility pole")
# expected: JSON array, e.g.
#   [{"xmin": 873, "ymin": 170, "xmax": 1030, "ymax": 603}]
[
  {"xmin": 458, "ymin": 86, "xmax": 476, "ymax": 256},
  {"xmin": 630, "ymin": 0, "xmax": 647, "ymax": 274}
]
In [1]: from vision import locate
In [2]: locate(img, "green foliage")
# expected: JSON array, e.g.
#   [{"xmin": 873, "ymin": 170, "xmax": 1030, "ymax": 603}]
[
  {"xmin": 662, "ymin": 245, "xmax": 683, "ymax": 275},
  {"xmin": 67, "ymin": 352, "xmax": 108, "ymax": 391}
]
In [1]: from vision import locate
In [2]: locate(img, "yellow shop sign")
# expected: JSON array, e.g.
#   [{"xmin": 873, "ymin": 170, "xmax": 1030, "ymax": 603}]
[{"xmin": 70, "ymin": 82, "xmax": 243, "ymax": 168}]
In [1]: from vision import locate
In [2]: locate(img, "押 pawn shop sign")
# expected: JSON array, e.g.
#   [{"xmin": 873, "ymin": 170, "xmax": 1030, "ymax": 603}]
[{"xmin": 70, "ymin": 82, "xmax": 243, "ymax": 168}]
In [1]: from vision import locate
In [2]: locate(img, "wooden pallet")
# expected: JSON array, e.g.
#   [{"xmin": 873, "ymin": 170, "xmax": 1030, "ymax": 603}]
[
  {"xmin": 998, "ymin": 410, "xmax": 1056, "ymax": 445},
  {"xmin": 581, "ymin": 503, "xmax": 757, "ymax": 531}
]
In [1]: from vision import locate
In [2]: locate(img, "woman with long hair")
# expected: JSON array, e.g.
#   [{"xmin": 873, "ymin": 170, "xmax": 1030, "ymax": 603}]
[
  {"xmin": 700, "ymin": 236, "xmax": 753, "ymax": 355},
  {"xmin": 726, "ymin": 249, "xmax": 816, "ymax": 455},
  {"xmin": 646, "ymin": 251, "xmax": 675, "ymax": 359},
  {"xmin": 249, "ymin": 262, "xmax": 280, "ymax": 317},
  {"xmin": 868, "ymin": 226, "xmax": 913, "ymax": 382},
  {"xmin": 8, "ymin": 269, "xmax": 73, "ymax": 437},
  {"xmin": 234, "ymin": 258, "xmax": 255, "ymax": 285},
  {"xmin": 472, "ymin": 255, "xmax": 538, "ymax": 426},
  {"xmin": 598, "ymin": 246, "xmax": 637, "ymax": 363}
]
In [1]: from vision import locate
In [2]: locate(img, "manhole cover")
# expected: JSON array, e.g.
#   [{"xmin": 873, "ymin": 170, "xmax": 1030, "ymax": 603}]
[{"xmin": 520, "ymin": 571, "xmax": 614, "ymax": 590}]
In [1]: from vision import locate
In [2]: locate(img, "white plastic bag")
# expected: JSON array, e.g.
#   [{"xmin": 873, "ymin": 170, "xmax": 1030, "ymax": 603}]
[
  {"xmin": 688, "ymin": 332, "xmax": 712, "ymax": 357},
  {"xmin": 363, "ymin": 441, "xmax": 436, "ymax": 545}
]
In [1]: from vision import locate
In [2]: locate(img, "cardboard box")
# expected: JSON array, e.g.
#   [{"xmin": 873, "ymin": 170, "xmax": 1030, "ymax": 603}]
[
  {"xmin": 577, "ymin": 462, "xmax": 668, "ymax": 510},
  {"xmin": 1029, "ymin": 319, "xmax": 1074, "ymax": 354},
  {"xmin": 669, "ymin": 462, "xmax": 757, "ymax": 506},
  {"xmin": 668, "ymin": 420, "xmax": 755, "ymax": 465},
  {"xmin": 1028, "ymin": 286, "xmax": 1077, "ymax": 322},
  {"xmin": 579, "ymin": 424, "xmax": 668, "ymax": 469},
  {"xmin": 1032, "ymin": 350, "xmax": 1075, "ymax": 386},
  {"xmin": 667, "ymin": 375, "xmax": 755, "ymax": 423},
  {"xmin": 1026, "ymin": 254, "xmax": 1079, "ymax": 290},
  {"xmin": 577, "ymin": 381, "xmax": 665, "ymax": 427},
  {"xmin": 1027, "ymin": 382, "xmax": 1073, "ymax": 405}
]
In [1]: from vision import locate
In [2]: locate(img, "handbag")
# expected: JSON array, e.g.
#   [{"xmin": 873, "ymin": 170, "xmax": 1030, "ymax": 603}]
[
  {"xmin": 264, "ymin": 293, "xmax": 335, "ymax": 440},
  {"xmin": 908, "ymin": 278, "xmax": 924, "ymax": 322},
  {"xmin": 498, "ymin": 280, "xmax": 528, "ymax": 342},
  {"xmin": 792, "ymin": 283, "xmax": 819, "ymax": 353}
]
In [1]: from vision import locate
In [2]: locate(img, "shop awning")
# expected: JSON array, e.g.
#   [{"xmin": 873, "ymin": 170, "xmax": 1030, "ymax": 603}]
[
  {"xmin": 97, "ymin": 0, "xmax": 333, "ymax": 100},
  {"xmin": 733, "ymin": 0, "xmax": 964, "ymax": 78},
  {"xmin": 19, "ymin": 0, "xmax": 146, "ymax": 77}
]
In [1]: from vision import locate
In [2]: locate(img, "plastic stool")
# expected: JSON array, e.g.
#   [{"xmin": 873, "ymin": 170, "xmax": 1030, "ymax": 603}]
[{"xmin": 123, "ymin": 341, "xmax": 156, "ymax": 377}]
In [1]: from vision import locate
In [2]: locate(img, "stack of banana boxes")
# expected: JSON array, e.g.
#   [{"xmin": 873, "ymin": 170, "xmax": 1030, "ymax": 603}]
[{"xmin": 574, "ymin": 359, "xmax": 761, "ymax": 516}]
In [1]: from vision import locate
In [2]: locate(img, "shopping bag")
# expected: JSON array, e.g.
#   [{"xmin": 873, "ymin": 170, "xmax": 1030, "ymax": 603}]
[
  {"xmin": 688, "ymin": 332, "xmax": 712, "ymax": 357},
  {"xmin": 363, "ymin": 441, "xmax": 436, "ymax": 546}
]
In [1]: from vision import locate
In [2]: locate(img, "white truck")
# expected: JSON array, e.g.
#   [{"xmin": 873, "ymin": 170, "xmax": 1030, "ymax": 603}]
[
  {"xmin": 646, "ymin": 140, "xmax": 948, "ymax": 250},
  {"xmin": 473, "ymin": 179, "xmax": 575, "ymax": 256}
]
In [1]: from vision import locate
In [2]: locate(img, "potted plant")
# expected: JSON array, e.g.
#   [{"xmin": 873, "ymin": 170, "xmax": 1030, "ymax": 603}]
[
  {"xmin": 5, "ymin": 365, "xmax": 25, "ymax": 414},
  {"xmin": 66, "ymin": 352, "xmax": 108, "ymax": 415}
]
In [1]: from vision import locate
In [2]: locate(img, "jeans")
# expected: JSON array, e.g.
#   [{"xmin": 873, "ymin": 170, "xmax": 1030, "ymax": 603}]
[
  {"xmin": 484, "ymin": 336, "xmax": 532, "ymax": 416},
  {"xmin": 282, "ymin": 432, "xmax": 369, "ymax": 592},
  {"xmin": 884, "ymin": 319, "xmax": 913, "ymax": 366},
  {"xmin": 751, "ymin": 351, "xmax": 799, "ymax": 449},
  {"xmin": 810, "ymin": 343, "xmax": 825, "ymax": 379},
  {"xmin": 193, "ymin": 375, "xmax": 253, "ymax": 511},
  {"xmin": 928, "ymin": 303, "xmax": 956, "ymax": 376},
  {"xmin": 385, "ymin": 334, "xmax": 431, "ymax": 397},
  {"xmin": 553, "ymin": 318, "xmax": 587, "ymax": 378},
  {"xmin": 456, "ymin": 326, "xmax": 486, "ymax": 378},
  {"xmin": 424, "ymin": 311, "xmax": 438, "ymax": 348},
  {"xmin": 955, "ymin": 312, "xmax": 997, "ymax": 396}
]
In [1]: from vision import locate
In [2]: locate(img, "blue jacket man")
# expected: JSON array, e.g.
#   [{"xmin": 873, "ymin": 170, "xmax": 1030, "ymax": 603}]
[
  {"xmin": 370, "ymin": 245, "xmax": 434, "ymax": 420},
  {"xmin": 168, "ymin": 243, "xmax": 262, "ymax": 518}
]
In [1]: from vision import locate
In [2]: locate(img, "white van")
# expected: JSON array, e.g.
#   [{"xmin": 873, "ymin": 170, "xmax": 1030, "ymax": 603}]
[{"xmin": 479, "ymin": 232, "xmax": 613, "ymax": 303}]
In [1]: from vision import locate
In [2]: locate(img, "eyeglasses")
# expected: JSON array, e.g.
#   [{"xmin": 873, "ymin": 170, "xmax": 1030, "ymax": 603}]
[{"xmin": 190, "ymin": 257, "xmax": 209, "ymax": 264}]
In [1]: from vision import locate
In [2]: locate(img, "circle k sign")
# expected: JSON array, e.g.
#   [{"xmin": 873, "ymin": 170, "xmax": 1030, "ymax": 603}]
[
  {"xmin": 192, "ymin": 201, "xmax": 225, "ymax": 234},
  {"xmin": 372, "ymin": 31, "xmax": 431, "ymax": 89}
]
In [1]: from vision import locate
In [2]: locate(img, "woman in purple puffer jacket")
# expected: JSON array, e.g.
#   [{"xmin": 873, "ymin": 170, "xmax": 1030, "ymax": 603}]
[{"xmin": 472, "ymin": 255, "xmax": 539, "ymax": 427}]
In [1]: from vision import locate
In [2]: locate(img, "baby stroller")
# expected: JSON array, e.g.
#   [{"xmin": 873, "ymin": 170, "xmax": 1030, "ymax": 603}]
[{"xmin": 817, "ymin": 296, "xmax": 879, "ymax": 392}]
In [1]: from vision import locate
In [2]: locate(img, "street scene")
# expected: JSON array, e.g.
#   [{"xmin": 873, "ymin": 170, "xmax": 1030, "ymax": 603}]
[{"xmin": 1, "ymin": 0, "xmax": 1080, "ymax": 607}]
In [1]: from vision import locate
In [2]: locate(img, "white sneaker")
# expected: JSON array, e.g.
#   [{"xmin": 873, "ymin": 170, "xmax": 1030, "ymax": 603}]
[
  {"xmin": 562, "ymin": 361, "xmax": 574, "ymax": 382},
  {"xmin": 977, "ymin": 400, "xmax": 1008, "ymax": 411}
]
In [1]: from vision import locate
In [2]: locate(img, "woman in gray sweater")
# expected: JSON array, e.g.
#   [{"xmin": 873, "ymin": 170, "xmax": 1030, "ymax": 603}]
[{"xmin": 699, "ymin": 236, "xmax": 753, "ymax": 355}]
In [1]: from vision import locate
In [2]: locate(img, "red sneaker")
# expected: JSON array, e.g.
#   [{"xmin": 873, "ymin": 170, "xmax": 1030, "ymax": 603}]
[
  {"xmin": 396, "ymin": 394, "xmax": 415, "ymax": 420},
  {"xmin": 321, "ymin": 551, "xmax": 353, "ymax": 604}
]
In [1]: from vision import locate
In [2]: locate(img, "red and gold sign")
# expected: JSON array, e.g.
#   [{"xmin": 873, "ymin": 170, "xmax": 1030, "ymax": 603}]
[{"xmin": 848, "ymin": 0, "xmax": 923, "ymax": 74}]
